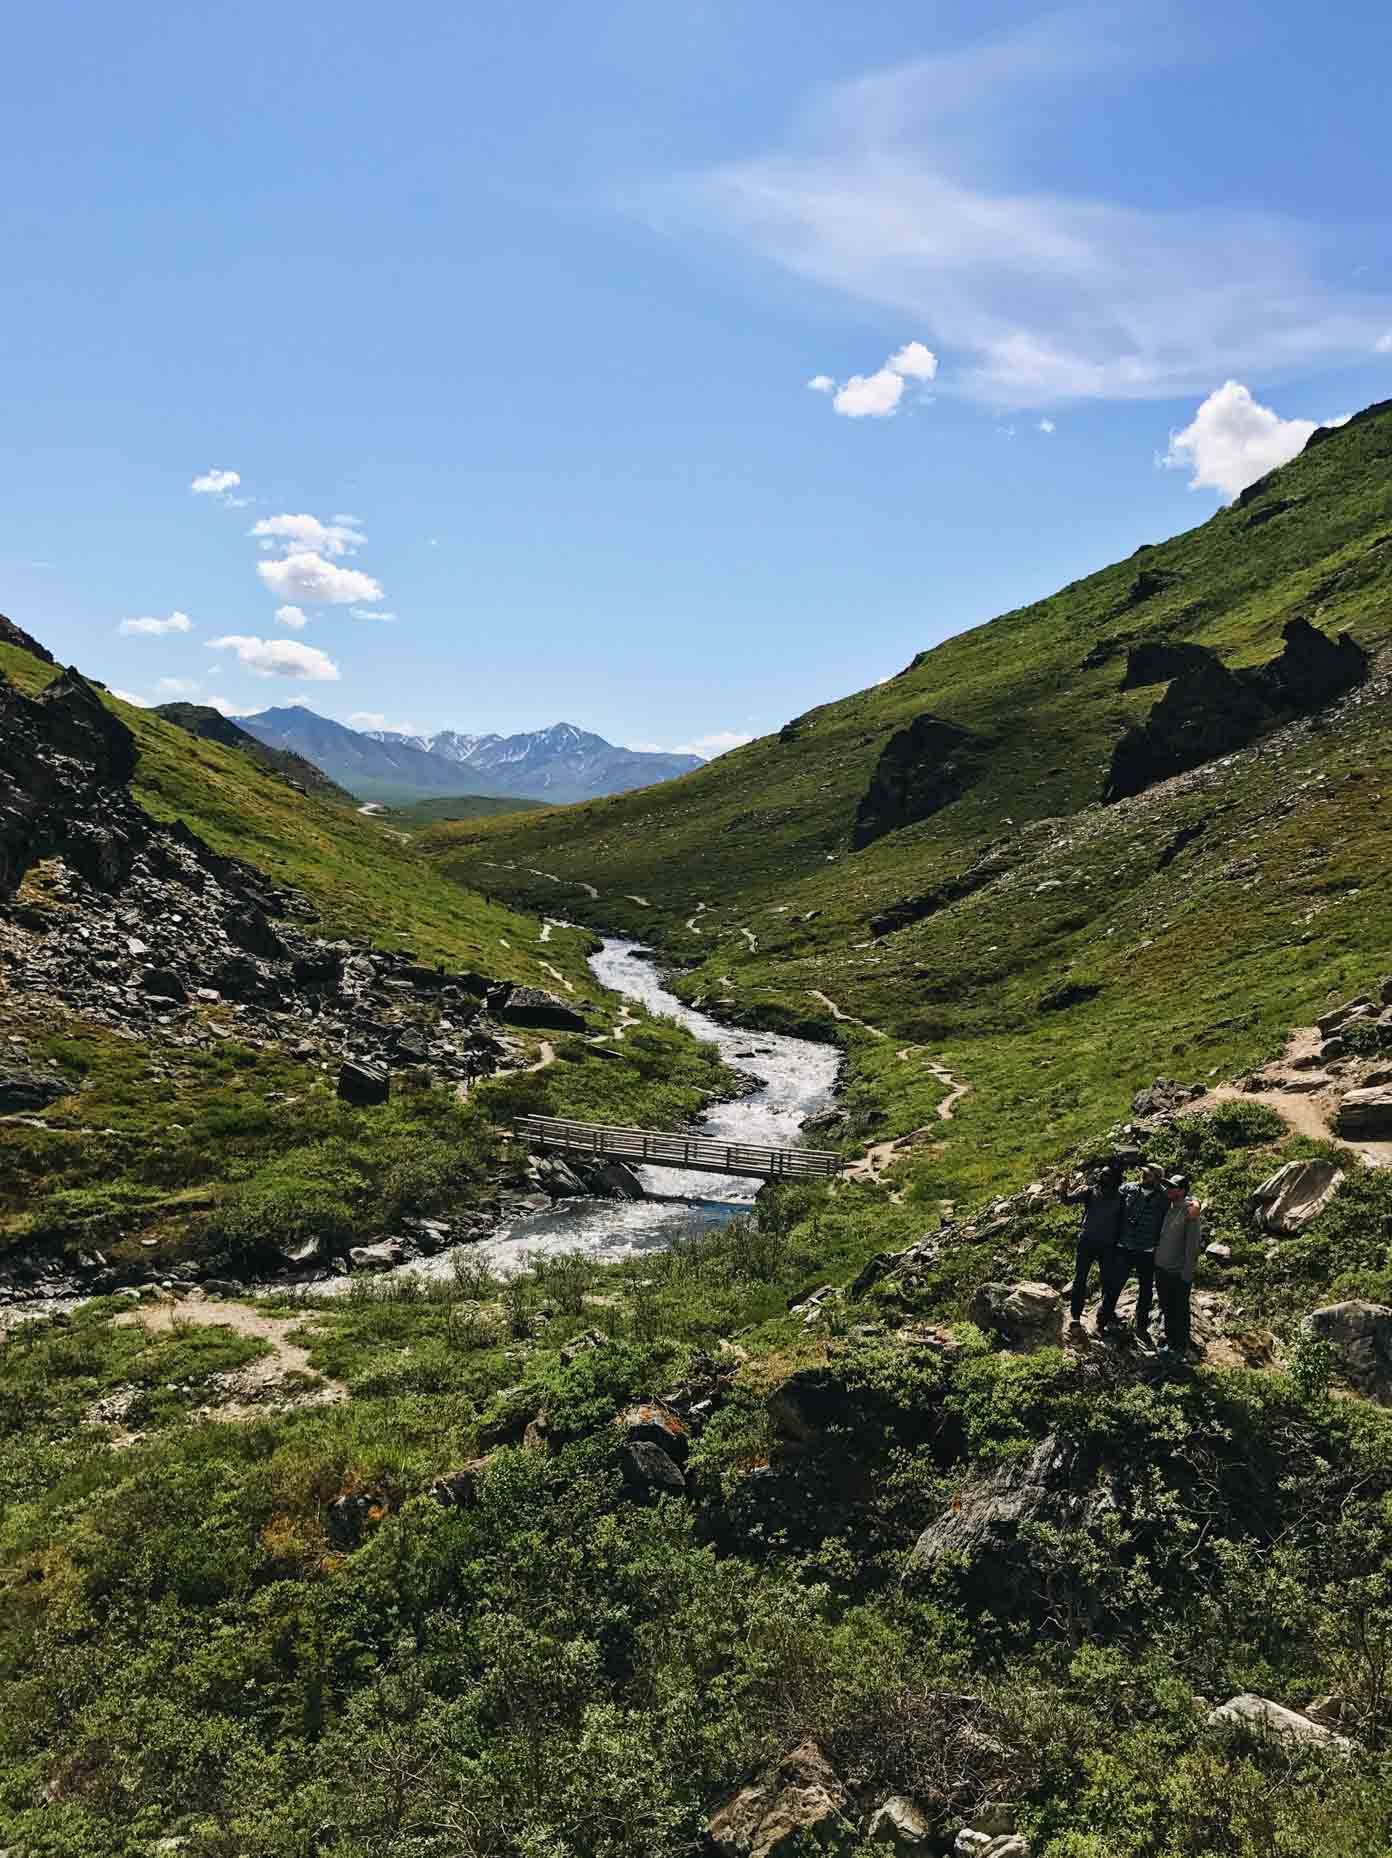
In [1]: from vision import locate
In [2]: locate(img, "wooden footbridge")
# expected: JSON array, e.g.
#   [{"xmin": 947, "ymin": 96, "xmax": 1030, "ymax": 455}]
[{"xmin": 513, "ymin": 1114, "xmax": 843, "ymax": 1182}]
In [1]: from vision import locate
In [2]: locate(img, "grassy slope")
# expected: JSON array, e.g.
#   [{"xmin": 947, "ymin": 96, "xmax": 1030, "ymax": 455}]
[
  {"xmin": 0, "ymin": 646, "xmax": 732, "ymax": 1266},
  {"xmin": 424, "ymin": 405, "xmax": 1392, "ymax": 1201},
  {"xmin": 391, "ymin": 792, "xmax": 546, "ymax": 826}
]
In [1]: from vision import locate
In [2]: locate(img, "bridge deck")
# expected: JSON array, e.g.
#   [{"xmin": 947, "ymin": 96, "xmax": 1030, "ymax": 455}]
[{"xmin": 513, "ymin": 1113, "xmax": 842, "ymax": 1182}]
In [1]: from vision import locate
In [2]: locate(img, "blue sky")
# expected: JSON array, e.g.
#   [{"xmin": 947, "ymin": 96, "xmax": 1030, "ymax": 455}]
[{"xmin": 4, "ymin": 0, "xmax": 1390, "ymax": 757}]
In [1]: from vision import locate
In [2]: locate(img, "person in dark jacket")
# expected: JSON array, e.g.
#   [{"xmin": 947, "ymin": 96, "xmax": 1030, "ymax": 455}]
[
  {"xmin": 1058, "ymin": 1163, "xmax": 1124, "ymax": 1329},
  {"xmin": 1098, "ymin": 1162, "xmax": 1169, "ymax": 1341},
  {"xmin": 1154, "ymin": 1173, "xmax": 1204, "ymax": 1359}
]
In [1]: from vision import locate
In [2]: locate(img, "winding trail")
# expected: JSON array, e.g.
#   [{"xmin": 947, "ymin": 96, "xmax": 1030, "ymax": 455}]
[
  {"xmin": 1186, "ymin": 1027, "xmax": 1392, "ymax": 1170},
  {"xmin": 808, "ymin": 990, "xmax": 887, "ymax": 1039},
  {"xmin": 114, "ymin": 1297, "xmax": 346, "ymax": 1421},
  {"xmin": 538, "ymin": 960, "xmax": 574, "ymax": 994}
]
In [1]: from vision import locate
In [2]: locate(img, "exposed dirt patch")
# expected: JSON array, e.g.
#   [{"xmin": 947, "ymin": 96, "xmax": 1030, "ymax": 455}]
[{"xmin": 114, "ymin": 1295, "xmax": 346, "ymax": 1422}]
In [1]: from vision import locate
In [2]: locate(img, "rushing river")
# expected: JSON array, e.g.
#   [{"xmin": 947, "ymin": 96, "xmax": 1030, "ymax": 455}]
[{"xmin": 410, "ymin": 936, "xmax": 842, "ymax": 1280}]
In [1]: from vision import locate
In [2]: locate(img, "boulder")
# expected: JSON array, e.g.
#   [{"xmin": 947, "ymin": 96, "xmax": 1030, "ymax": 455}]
[
  {"xmin": 497, "ymin": 986, "xmax": 588, "ymax": 1032},
  {"xmin": 968, "ymin": 1282, "xmax": 1063, "ymax": 1353},
  {"xmin": 766, "ymin": 1367, "xmax": 849, "ymax": 1445},
  {"xmin": 1131, "ymin": 1078, "xmax": 1203, "ymax": 1119},
  {"xmin": 866, "ymin": 1795, "xmax": 932, "ymax": 1849},
  {"xmin": 1206, "ymin": 1693, "xmax": 1352, "ymax": 1750},
  {"xmin": 0, "ymin": 1071, "xmax": 68, "ymax": 1113},
  {"xmin": 1336, "ymin": 1087, "xmax": 1392, "ymax": 1138},
  {"xmin": 907, "ymin": 1434, "xmax": 1112, "ymax": 1582},
  {"xmin": 1250, "ymin": 1158, "xmax": 1345, "ymax": 1234},
  {"xmin": 141, "ymin": 966, "xmax": 188, "ymax": 1002},
  {"xmin": 619, "ymin": 1439, "xmax": 687, "ymax": 1500},
  {"xmin": 705, "ymin": 1740, "xmax": 855, "ymax": 1857},
  {"xmin": 616, "ymin": 1399, "xmax": 689, "ymax": 1465},
  {"xmin": 1317, "ymin": 996, "xmax": 1373, "ymax": 1036},
  {"xmin": 337, "ymin": 1059, "xmax": 390, "ymax": 1106},
  {"xmin": 1301, "ymin": 1302, "xmax": 1392, "ymax": 1402},
  {"xmin": 349, "ymin": 1240, "xmax": 406, "ymax": 1271}
]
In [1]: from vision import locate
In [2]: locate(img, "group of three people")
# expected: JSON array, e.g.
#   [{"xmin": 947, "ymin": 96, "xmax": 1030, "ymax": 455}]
[{"xmin": 1059, "ymin": 1161, "xmax": 1203, "ymax": 1358}]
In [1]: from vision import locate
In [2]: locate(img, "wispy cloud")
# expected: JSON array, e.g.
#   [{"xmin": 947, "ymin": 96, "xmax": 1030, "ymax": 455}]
[
  {"xmin": 190, "ymin": 468, "xmax": 242, "ymax": 500},
  {"xmin": 110, "ymin": 688, "xmax": 151, "ymax": 708},
  {"xmin": 1038, "ymin": 417, "xmax": 1056, "ymax": 434},
  {"xmin": 156, "ymin": 676, "xmax": 200, "ymax": 695},
  {"xmin": 349, "ymin": 711, "xmax": 418, "ymax": 734},
  {"xmin": 350, "ymin": 607, "xmax": 397, "ymax": 623},
  {"xmin": 208, "ymin": 635, "xmax": 340, "ymax": 681},
  {"xmin": 631, "ymin": 730, "xmax": 752, "ymax": 759},
  {"xmin": 657, "ymin": 11, "xmax": 1392, "ymax": 406},
  {"xmin": 119, "ymin": 610, "xmax": 192, "ymax": 637}
]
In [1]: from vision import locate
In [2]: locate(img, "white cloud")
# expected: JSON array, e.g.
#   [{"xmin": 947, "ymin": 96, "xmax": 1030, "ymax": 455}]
[
  {"xmin": 274, "ymin": 605, "xmax": 309, "ymax": 630},
  {"xmin": 665, "ymin": 17, "xmax": 1392, "ymax": 406},
  {"xmin": 250, "ymin": 512, "xmax": 366, "ymax": 557},
  {"xmin": 1161, "ymin": 380, "xmax": 1331, "ymax": 501},
  {"xmin": 1377, "ymin": 332, "xmax": 1392, "ymax": 354},
  {"xmin": 119, "ymin": 610, "xmax": 193, "ymax": 637},
  {"xmin": 811, "ymin": 338, "xmax": 939, "ymax": 417},
  {"xmin": 833, "ymin": 367, "xmax": 906, "ymax": 418},
  {"xmin": 156, "ymin": 676, "xmax": 200, "ymax": 695},
  {"xmin": 207, "ymin": 635, "xmax": 340, "ymax": 681},
  {"xmin": 633, "ymin": 730, "xmax": 752, "ymax": 758},
  {"xmin": 1038, "ymin": 417, "xmax": 1056, "ymax": 433},
  {"xmin": 256, "ymin": 552, "xmax": 383, "ymax": 605},
  {"xmin": 204, "ymin": 694, "xmax": 240, "ymax": 716},
  {"xmin": 349, "ymin": 711, "xmax": 418, "ymax": 734},
  {"xmin": 190, "ymin": 468, "xmax": 240, "ymax": 497},
  {"xmin": 109, "ymin": 688, "xmax": 150, "ymax": 708},
  {"xmin": 350, "ymin": 607, "xmax": 397, "ymax": 623},
  {"xmin": 887, "ymin": 339, "xmax": 938, "ymax": 381}
]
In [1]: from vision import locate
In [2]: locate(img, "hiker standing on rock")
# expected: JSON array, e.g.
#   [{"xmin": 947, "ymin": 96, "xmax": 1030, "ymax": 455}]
[
  {"xmin": 1099, "ymin": 1162, "xmax": 1169, "ymax": 1342},
  {"xmin": 1058, "ymin": 1163, "xmax": 1124, "ymax": 1332},
  {"xmin": 1154, "ymin": 1173, "xmax": 1203, "ymax": 1361}
]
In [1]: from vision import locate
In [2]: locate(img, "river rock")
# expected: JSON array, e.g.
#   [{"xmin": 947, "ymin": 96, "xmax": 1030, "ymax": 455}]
[
  {"xmin": 1206, "ymin": 1694, "xmax": 1352, "ymax": 1749},
  {"xmin": 705, "ymin": 1740, "xmax": 855, "ymax": 1857},
  {"xmin": 1250, "ymin": 1158, "xmax": 1345, "ymax": 1234}
]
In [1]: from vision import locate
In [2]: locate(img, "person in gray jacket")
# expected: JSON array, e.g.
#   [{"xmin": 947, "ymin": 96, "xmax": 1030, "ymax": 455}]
[{"xmin": 1153, "ymin": 1172, "xmax": 1203, "ymax": 1358}]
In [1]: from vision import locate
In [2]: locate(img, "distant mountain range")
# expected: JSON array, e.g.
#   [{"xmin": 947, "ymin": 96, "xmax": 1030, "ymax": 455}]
[{"xmin": 237, "ymin": 707, "xmax": 704, "ymax": 804}]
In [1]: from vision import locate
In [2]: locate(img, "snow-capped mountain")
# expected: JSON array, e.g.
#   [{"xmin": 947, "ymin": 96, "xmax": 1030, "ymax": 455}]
[{"xmin": 238, "ymin": 708, "xmax": 703, "ymax": 804}]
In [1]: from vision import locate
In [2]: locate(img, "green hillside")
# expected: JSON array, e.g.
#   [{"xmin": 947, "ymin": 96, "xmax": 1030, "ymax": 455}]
[
  {"xmin": 426, "ymin": 402, "xmax": 1392, "ymax": 1200},
  {"xmin": 391, "ymin": 791, "xmax": 546, "ymax": 827}
]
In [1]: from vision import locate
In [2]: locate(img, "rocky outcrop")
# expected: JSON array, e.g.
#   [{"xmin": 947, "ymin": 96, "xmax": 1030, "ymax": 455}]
[
  {"xmin": 496, "ymin": 985, "xmax": 588, "ymax": 1032},
  {"xmin": 1251, "ymin": 1159, "xmax": 1344, "ymax": 1234},
  {"xmin": 907, "ymin": 1434, "xmax": 1112, "ymax": 1582},
  {"xmin": 704, "ymin": 1740, "xmax": 855, "ymax": 1857},
  {"xmin": 1105, "ymin": 618, "xmax": 1367, "ymax": 802},
  {"xmin": 1336, "ymin": 1087, "xmax": 1392, "ymax": 1138},
  {"xmin": 0, "ymin": 1070, "xmax": 69, "ymax": 1112},
  {"xmin": 865, "ymin": 1797, "xmax": 932, "ymax": 1849},
  {"xmin": 0, "ymin": 611, "xmax": 57, "ymax": 664},
  {"xmin": 869, "ymin": 844, "xmax": 1015, "ymax": 938},
  {"xmin": 855, "ymin": 714, "xmax": 986, "ymax": 849},
  {"xmin": 1206, "ymin": 1694, "xmax": 1352, "ymax": 1750},
  {"xmin": 1120, "ymin": 639, "xmax": 1217, "ymax": 688},
  {"xmin": 968, "ymin": 1283, "xmax": 1063, "ymax": 1353},
  {"xmin": 1301, "ymin": 1303, "xmax": 1392, "ymax": 1402},
  {"xmin": 337, "ymin": 1060, "xmax": 390, "ymax": 1107}
]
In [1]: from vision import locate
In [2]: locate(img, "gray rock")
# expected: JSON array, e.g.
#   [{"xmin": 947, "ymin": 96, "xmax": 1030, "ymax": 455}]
[
  {"xmin": 968, "ymin": 1282, "xmax": 1063, "ymax": 1353},
  {"xmin": 1250, "ymin": 1157, "xmax": 1345, "ymax": 1234},
  {"xmin": 1206, "ymin": 1693, "xmax": 1352, "ymax": 1750},
  {"xmin": 866, "ymin": 1794, "xmax": 932, "ymax": 1848},
  {"xmin": 908, "ymin": 1433, "xmax": 1112, "ymax": 1580},
  {"xmin": 620, "ymin": 1440, "xmax": 687, "ymax": 1498},
  {"xmin": 0, "ymin": 1070, "xmax": 67, "ymax": 1112},
  {"xmin": 140, "ymin": 966, "xmax": 188, "ymax": 1002},
  {"xmin": 705, "ymin": 1740, "xmax": 855, "ymax": 1857},
  {"xmin": 349, "ymin": 1240, "xmax": 406, "ymax": 1270},
  {"xmin": 497, "ymin": 985, "xmax": 588, "ymax": 1033},
  {"xmin": 616, "ymin": 1398, "xmax": 689, "ymax": 1465},
  {"xmin": 1301, "ymin": 1302, "xmax": 1392, "ymax": 1402},
  {"xmin": 1337, "ymin": 1086, "xmax": 1392, "ymax": 1137},
  {"xmin": 337, "ymin": 1059, "xmax": 389, "ymax": 1106}
]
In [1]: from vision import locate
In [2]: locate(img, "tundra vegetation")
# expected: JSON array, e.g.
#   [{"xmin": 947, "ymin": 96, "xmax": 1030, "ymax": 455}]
[{"xmin": 4, "ymin": 408, "xmax": 1392, "ymax": 1854}]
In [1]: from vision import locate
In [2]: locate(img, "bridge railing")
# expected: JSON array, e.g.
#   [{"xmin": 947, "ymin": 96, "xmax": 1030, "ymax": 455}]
[{"xmin": 513, "ymin": 1114, "xmax": 842, "ymax": 1181}]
